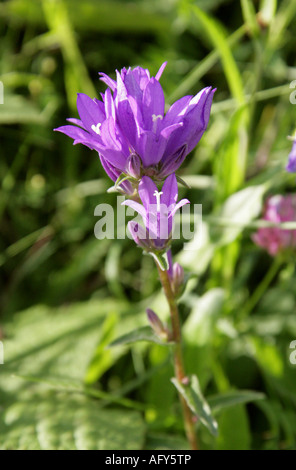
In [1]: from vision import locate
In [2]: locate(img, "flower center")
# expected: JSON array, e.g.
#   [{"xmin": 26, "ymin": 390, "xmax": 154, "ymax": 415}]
[{"xmin": 91, "ymin": 123, "xmax": 101, "ymax": 135}]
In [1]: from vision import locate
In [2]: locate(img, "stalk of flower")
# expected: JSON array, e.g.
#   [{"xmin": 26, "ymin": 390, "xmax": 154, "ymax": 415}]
[{"xmin": 122, "ymin": 173, "xmax": 199, "ymax": 449}]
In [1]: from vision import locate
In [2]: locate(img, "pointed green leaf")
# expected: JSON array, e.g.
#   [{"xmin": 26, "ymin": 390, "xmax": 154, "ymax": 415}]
[
  {"xmin": 191, "ymin": 5, "xmax": 245, "ymax": 107},
  {"xmin": 150, "ymin": 251, "xmax": 169, "ymax": 271},
  {"xmin": 0, "ymin": 392, "xmax": 145, "ymax": 450},
  {"xmin": 109, "ymin": 326, "xmax": 173, "ymax": 347},
  {"xmin": 208, "ymin": 390, "xmax": 265, "ymax": 414},
  {"xmin": 107, "ymin": 173, "xmax": 130, "ymax": 193},
  {"xmin": 171, "ymin": 375, "xmax": 218, "ymax": 437},
  {"xmin": 176, "ymin": 175, "xmax": 191, "ymax": 189}
]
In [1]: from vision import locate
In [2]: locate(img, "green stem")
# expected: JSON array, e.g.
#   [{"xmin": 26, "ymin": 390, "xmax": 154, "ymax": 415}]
[
  {"xmin": 156, "ymin": 264, "xmax": 198, "ymax": 451},
  {"xmin": 243, "ymin": 256, "xmax": 283, "ymax": 318}
]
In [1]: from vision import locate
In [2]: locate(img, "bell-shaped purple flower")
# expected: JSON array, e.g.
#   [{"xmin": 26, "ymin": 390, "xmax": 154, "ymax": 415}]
[
  {"xmin": 252, "ymin": 194, "xmax": 296, "ymax": 256},
  {"xmin": 54, "ymin": 63, "xmax": 215, "ymax": 192},
  {"xmin": 122, "ymin": 174, "xmax": 189, "ymax": 252}
]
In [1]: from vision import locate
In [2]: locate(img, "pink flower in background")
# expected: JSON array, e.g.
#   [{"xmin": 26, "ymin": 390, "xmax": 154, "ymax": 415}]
[{"xmin": 252, "ymin": 194, "xmax": 296, "ymax": 256}]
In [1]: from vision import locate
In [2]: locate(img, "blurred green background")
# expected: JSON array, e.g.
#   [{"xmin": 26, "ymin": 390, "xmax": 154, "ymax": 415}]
[{"xmin": 1, "ymin": 0, "xmax": 296, "ymax": 450}]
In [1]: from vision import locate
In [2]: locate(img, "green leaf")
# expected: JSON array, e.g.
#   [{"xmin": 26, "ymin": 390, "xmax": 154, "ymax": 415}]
[
  {"xmin": 191, "ymin": 5, "xmax": 245, "ymax": 106},
  {"xmin": 216, "ymin": 405, "xmax": 250, "ymax": 450},
  {"xmin": 168, "ymin": 25, "xmax": 246, "ymax": 102},
  {"xmin": 240, "ymin": 0, "xmax": 260, "ymax": 37},
  {"xmin": 13, "ymin": 374, "xmax": 146, "ymax": 411},
  {"xmin": 182, "ymin": 289, "xmax": 225, "ymax": 388},
  {"xmin": 146, "ymin": 432, "xmax": 189, "ymax": 450},
  {"xmin": 259, "ymin": 0, "xmax": 277, "ymax": 26},
  {"xmin": 208, "ymin": 390, "xmax": 265, "ymax": 414},
  {"xmin": 0, "ymin": 0, "xmax": 169, "ymax": 33},
  {"xmin": 183, "ymin": 288, "xmax": 225, "ymax": 346},
  {"xmin": 107, "ymin": 173, "xmax": 131, "ymax": 193},
  {"xmin": 0, "ymin": 95, "xmax": 47, "ymax": 125},
  {"xmin": 0, "ymin": 391, "xmax": 145, "ymax": 450},
  {"xmin": 182, "ymin": 175, "xmax": 215, "ymax": 190},
  {"xmin": 84, "ymin": 312, "xmax": 119, "ymax": 385},
  {"xmin": 176, "ymin": 175, "xmax": 191, "ymax": 189},
  {"xmin": 2, "ymin": 299, "xmax": 128, "ymax": 381},
  {"xmin": 213, "ymin": 107, "xmax": 248, "ymax": 202},
  {"xmin": 149, "ymin": 251, "xmax": 169, "ymax": 271},
  {"xmin": 109, "ymin": 326, "xmax": 172, "ymax": 347},
  {"xmin": 214, "ymin": 184, "xmax": 267, "ymax": 245},
  {"xmin": 42, "ymin": 0, "xmax": 97, "ymax": 110},
  {"xmin": 171, "ymin": 375, "xmax": 218, "ymax": 437}
]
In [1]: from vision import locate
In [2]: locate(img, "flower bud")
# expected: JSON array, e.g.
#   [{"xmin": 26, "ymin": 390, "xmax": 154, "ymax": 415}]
[
  {"xmin": 172, "ymin": 262, "xmax": 185, "ymax": 295},
  {"xmin": 146, "ymin": 308, "xmax": 168, "ymax": 341},
  {"xmin": 125, "ymin": 153, "xmax": 142, "ymax": 179}
]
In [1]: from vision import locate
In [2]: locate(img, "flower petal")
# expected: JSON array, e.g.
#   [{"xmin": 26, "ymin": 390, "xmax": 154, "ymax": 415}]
[
  {"xmin": 99, "ymin": 72, "xmax": 117, "ymax": 91},
  {"xmin": 159, "ymin": 144, "xmax": 187, "ymax": 178},
  {"xmin": 160, "ymin": 173, "xmax": 178, "ymax": 209},
  {"xmin": 170, "ymin": 198, "xmax": 190, "ymax": 217},
  {"xmin": 54, "ymin": 125, "xmax": 98, "ymax": 149},
  {"xmin": 137, "ymin": 130, "xmax": 166, "ymax": 166},
  {"xmin": 127, "ymin": 220, "xmax": 150, "ymax": 249},
  {"xmin": 142, "ymin": 78, "xmax": 165, "ymax": 130},
  {"xmin": 122, "ymin": 199, "xmax": 147, "ymax": 220},
  {"xmin": 66, "ymin": 117, "xmax": 85, "ymax": 128},
  {"xmin": 163, "ymin": 87, "xmax": 215, "ymax": 158},
  {"xmin": 138, "ymin": 176, "xmax": 158, "ymax": 212},
  {"xmin": 104, "ymin": 88, "xmax": 116, "ymax": 120},
  {"xmin": 77, "ymin": 93, "xmax": 105, "ymax": 134},
  {"xmin": 128, "ymin": 66, "xmax": 150, "ymax": 91},
  {"xmin": 163, "ymin": 95, "xmax": 192, "ymax": 127},
  {"xmin": 155, "ymin": 62, "xmax": 167, "ymax": 81}
]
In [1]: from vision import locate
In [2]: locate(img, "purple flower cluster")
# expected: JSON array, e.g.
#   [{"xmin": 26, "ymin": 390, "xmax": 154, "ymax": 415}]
[
  {"xmin": 55, "ymin": 63, "xmax": 215, "ymax": 254},
  {"xmin": 55, "ymin": 63, "xmax": 215, "ymax": 193},
  {"xmin": 252, "ymin": 194, "xmax": 296, "ymax": 256}
]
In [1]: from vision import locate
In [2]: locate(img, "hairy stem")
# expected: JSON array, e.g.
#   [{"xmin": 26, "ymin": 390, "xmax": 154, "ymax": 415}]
[{"xmin": 156, "ymin": 265, "xmax": 198, "ymax": 451}]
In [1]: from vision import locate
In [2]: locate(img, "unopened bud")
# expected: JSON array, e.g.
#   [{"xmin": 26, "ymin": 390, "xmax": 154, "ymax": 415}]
[
  {"xmin": 126, "ymin": 153, "xmax": 142, "ymax": 179},
  {"xmin": 172, "ymin": 262, "xmax": 185, "ymax": 295},
  {"xmin": 146, "ymin": 308, "xmax": 168, "ymax": 341}
]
